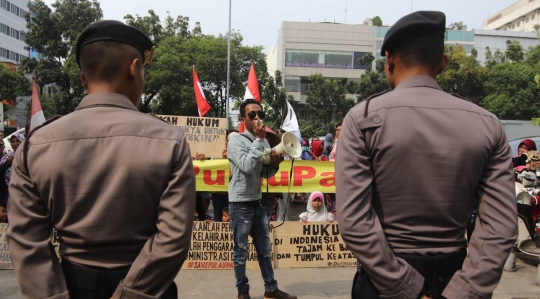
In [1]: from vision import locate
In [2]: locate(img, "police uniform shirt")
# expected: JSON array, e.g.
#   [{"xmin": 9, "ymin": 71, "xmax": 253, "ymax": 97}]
[
  {"xmin": 7, "ymin": 93, "xmax": 196, "ymax": 299},
  {"xmin": 336, "ymin": 76, "xmax": 516, "ymax": 299}
]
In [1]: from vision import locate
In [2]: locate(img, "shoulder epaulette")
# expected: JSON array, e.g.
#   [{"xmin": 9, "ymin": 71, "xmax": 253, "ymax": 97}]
[
  {"xmin": 450, "ymin": 93, "xmax": 472, "ymax": 103},
  {"xmin": 363, "ymin": 90, "xmax": 390, "ymax": 117},
  {"xmin": 23, "ymin": 115, "xmax": 63, "ymax": 177}
]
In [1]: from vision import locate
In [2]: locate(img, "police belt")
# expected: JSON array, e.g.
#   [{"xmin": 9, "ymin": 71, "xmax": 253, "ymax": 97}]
[{"xmin": 395, "ymin": 249, "xmax": 466, "ymax": 297}]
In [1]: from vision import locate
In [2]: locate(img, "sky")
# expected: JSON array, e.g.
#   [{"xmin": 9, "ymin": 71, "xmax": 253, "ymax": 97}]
[{"xmin": 42, "ymin": 0, "xmax": 517, "ymax": 54}]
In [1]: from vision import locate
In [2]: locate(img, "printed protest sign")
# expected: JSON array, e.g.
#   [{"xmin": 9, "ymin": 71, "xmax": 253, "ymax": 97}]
[
  {"xmin": 156, "ymin": 115, "xmax": 227, "ymax": 159},
  {"xmin": 0, "ymin": 223, "xmax": 13, "ymax": 269},
  {"xmin": 193, "ymin": 160, "xmax": 336, "ymax": 193},
  {"xmin": 272, "ymin": 222, "xmax": 357, "ymax": 268},
  {"xmin": 182, "ymin": 221, "xmax": 262, "ymax": 270}
]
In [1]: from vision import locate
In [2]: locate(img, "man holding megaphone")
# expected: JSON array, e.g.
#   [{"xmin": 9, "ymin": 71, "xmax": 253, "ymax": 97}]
[{"xmin": 227, "ymin": 99, "xmax": 296, "ymax": 299}]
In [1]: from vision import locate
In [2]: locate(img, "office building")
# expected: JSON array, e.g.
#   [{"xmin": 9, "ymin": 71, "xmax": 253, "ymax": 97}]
[
  {"xmin": 483, "ymin": 0, "xmax": 540, "ymax": 32},
  {"xmin": 268, "ymin": 21, "xmax": 376, "ymax": 113},
  {"xmin": 0, "ymin": 0, "xmax": 29, "ymax": 63}
]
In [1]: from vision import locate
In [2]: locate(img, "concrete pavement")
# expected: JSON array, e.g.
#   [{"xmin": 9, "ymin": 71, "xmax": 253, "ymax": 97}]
[{"xmin": 1, "ymin": 253, "xmax": 539, "ymax": 299}]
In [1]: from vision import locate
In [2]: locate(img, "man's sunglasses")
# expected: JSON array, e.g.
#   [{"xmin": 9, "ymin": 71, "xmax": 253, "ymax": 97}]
[
  {"xmin": 247, "ymin": 110, "xmax": 265, "ymax": 120},
  {"xmin": 0, "ymin": 144, "xmax": 4, "ymax": 146}
]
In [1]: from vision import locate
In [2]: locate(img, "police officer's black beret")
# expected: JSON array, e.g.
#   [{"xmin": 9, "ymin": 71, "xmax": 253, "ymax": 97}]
[
  {"xmin": 75, "ymin": 20, "xmax": 155, "ymax": 69},
  {"xmin": 381, "ymin": 11, "xmax": 446, "ymax": 57}
]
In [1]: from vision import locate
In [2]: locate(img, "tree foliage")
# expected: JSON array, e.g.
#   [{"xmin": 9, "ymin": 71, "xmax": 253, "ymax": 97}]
[
  {"xmin": 261, "ymin": 70, "xmax": 296, "ymax": 131},
  {"xmin": 437, "ymin": 45, "xmax": 487, "ymax": 105},
  {"xmin": 372, "ymin": 16, "xmax": 383, "ymax": 26},
  {"xmin": 0, "ymin": 64, "xmax": 31, "ymax": 105},
  {"xmin": 22, "ymin": 0, "xmax": 103, "ymax": 116},
  {"xmin": 305, "ymin": 73, "xmax": 354, "ymax": 135},
  {"xmin": 146, "ymin": 31, "xmax": 267, "ymax": 117},
  {"xmin": 346, "ymin": 54, "xmax": 388, "ymax": 102},
  {"xmin": 483, "ymin": 62, "xmax": 540, "ymax": 120}
]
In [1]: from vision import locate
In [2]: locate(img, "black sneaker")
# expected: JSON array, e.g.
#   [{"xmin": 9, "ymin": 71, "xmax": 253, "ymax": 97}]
[
  {"xmin": 238, "ymin": 289, "xmax": 251, "ymax": 299},
  {"xmin": 264, "ymin": 289, "xmax": 297, "ymax": 299}
]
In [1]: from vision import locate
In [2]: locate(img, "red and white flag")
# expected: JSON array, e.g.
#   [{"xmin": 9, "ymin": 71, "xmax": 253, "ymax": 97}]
[
  {"xmin": 244, "ymin": 62, "xmax": 261, "ymax": 102},
  {"xmin": 239, "ymin": 62, "xmax": 261, "ymax": 132},
  {"xmin": 193, "ymin": 66, "xmax": 211, "ymax": 117},
  {"xmin": 30, "ymin": 78, "xmax": 46, "ymax": 132}
]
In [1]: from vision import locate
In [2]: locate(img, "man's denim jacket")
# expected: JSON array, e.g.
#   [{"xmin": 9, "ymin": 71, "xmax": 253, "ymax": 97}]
[{"xmin": 227, "ymin": 130, "xmax": 278, "ymax": 202}]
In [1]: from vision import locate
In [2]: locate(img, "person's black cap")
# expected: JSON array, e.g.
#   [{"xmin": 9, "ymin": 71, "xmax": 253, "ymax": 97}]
[
  {"xmin": 75, "ymin": 20, "xmax": 155, "ymax": 69},
  {"xmin": 381, "ymin": 11, "xmax": 446, "ymax": 57}
]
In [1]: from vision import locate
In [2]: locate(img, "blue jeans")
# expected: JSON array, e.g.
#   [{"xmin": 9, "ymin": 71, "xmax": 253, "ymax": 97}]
[{"xmin": 230, "ymin": 201, "xmax": 277, "ymax": 292}]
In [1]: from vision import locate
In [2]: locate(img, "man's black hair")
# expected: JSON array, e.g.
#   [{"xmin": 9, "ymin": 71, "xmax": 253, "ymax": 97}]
[
  {"xmin": 336, "ymin": 119, "xmax": 343, "ymax": 128},
  {"xmin": 80, "ymin": 41, "xmax": 142, "ymax": 82},
  {"xmin": 388, "ymin": 36, "xmax": 444, "ymax": 68},
  {"xmin": 223, "ymin": 206, "xmax": 229, "ymax": 212},
  {"xmin": 239, "ymin": 99, "xmax": 263, "ymax": 118}
]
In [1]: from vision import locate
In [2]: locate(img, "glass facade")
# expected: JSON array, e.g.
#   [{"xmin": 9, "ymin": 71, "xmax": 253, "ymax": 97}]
[{"xmin": 285, "ymin": 49, "xmax": 371, "ymax": 69}]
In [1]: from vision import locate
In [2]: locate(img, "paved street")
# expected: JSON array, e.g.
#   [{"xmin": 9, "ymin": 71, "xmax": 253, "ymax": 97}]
[{"xmin": 1, "ymin": 253, "xmax": 539, "ymax": 299}]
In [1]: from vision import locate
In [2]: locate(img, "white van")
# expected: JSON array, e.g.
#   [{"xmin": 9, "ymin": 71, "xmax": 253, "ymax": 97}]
[{"xmin": 3, "ymin": 128, "xmax": 26, "ymax": 154}]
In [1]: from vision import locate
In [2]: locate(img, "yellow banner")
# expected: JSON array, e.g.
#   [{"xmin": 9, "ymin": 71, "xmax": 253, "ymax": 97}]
[{"xmin": 193, "ymin": 160, "xmax": 335, "ymax": 193}]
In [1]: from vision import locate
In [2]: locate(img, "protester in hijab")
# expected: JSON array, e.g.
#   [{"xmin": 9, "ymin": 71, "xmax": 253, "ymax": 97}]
[{"xmin": 299, "ymin": 191, "xmax": 334, "ymax": 222}]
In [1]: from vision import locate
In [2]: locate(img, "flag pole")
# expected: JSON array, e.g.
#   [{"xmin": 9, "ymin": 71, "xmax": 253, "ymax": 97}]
[{"xmin": 226, "ymin": 0, "xmax": 232, "ymax": 124}]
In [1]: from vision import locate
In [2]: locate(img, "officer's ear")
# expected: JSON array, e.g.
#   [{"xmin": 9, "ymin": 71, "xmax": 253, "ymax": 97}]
[
  {"xmin": 437, "ymin": 54, "xmax": 450, "ymax": 75},
  {"xmin": 80, "ymin": 72, "xmax": 88, "ymax": 90},
  {"xmin": 127, "ymin": 58, "xmax": 142, "ymax": 79},
  {"xmin": 384, "ymin": 51, "xmax": 395, "ymax": 75}
]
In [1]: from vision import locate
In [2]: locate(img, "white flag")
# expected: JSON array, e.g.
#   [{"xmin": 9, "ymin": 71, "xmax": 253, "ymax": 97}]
[{"xmin": 280, "ymin": 100, "xmax": 301, "ymax": 141}]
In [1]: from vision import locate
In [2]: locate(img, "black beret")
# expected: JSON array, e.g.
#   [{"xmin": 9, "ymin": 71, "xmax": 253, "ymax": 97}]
[
  {"xmin": 75, "ymin": 20, "xmax": 155, "ymax": 69},
  {"xmin": 381, "ymin": 11, "xmax": 446, "ymax": 57}
]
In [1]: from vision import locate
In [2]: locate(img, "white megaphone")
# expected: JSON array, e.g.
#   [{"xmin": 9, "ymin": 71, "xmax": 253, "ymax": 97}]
[{"xmin": 263, "ymin": 132, "xmax": 302, "ymax": 164}]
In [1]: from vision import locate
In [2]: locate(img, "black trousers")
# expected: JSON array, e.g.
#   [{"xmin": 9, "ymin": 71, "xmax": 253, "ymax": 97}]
[
  {"xmin": 352, "ymin": 249, "xmax": 466, "ymax": 299},
  {"xmin": 61, "ymin": 261, "xmax": 177, "ymax": 299}
]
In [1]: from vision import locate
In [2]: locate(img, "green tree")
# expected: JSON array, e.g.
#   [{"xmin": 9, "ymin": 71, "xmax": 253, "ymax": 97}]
[
  {"xmin": 305, "ymin": 73, "xmax": 354, "ymax": 134},
  {"xmin": 505, "ymin": 40, "xmax": 525, "ymax": 63},
  {"xmin": 0, "ymin": 64, "xmax": 31, "ymax": 105},
  {"xmin": 261, "ymin": 70, "xmax": 296, "ymax": 131},
  {"xmin": 346, "ymin": 55, "xmax": 388, "ymax": 102},
  {"xmin": 437, "ymin": 45, "xmax": 487, "ymax": 105},
  {"xmin": 148, "ymin": 32, "xmax": 267, "ymax": 117},
  {"xmin": 483, "ymin": 62, "xmax": 540, "ymax": 120},
  {"xmin": 372, "ymin": 16, "xmax": 383, "ymax": 26},
  {"xmin": 22, "ymin": 0, "xmax": 103, "ymax": 116},
  {"xmin": 124, "ymin": 10, "xmax": 193, "ymax": 113}
]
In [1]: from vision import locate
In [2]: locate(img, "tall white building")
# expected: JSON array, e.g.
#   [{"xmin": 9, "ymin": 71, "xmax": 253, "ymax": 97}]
[
  {"xmin": 0, "ymin": 0, "xmax": 29, "ymax": 63},
  {"xmin": 483, "ymin": 0, "xmax": 540, "ymax": 32}
]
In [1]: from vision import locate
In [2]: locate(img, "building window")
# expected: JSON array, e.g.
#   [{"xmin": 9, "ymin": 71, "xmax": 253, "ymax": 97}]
[
  {"xmin": 517, "ymin": 22, "xmax": 521, "ymax": 26},
  {"xmin": 353, "ymin": 52, "xmax": 372, "ymax": 69},
  {"xmin": 533, "ymin": 15, "xmax": 536, "ymax": 21},
  {"xmin": 1, "ymin": 23, "xmax": 10, "ymax": 35},
  {"xmin": 285, "ymin": 49, "xmax": 324, "ymax": 68},
  {"xmin": 20, "ymin": 31, "xmax": 25, "ymax": 41},
  {"xmin": 1, "ymin": 0, "xmax": 10, "ymax": 11},
  {"xmin": 10, "ymin": 28, "xmax": 19, "ymax": 40},
  {"xmin": 324, "ymin": 51, "xmax": 353, "ymax": 69},
  {"xmin": 20, "ymin": 9, "xmax": 27, "ymax": 19},
  {"xmin": 10, "ymin": 3, "xmax": 18, "ymax": 15},
  {"xmin": 512, "ymin": 24, "xmax": 515, "ymax": 29},
  {"xmin": 0, "ymin": 48, "xmax": 8, "ymax": 59},
  {"xmin": 526, "ymin": 17, "xmax": 530, "ymax": 23},
  {"xmin": 284, "ymin": 76, "xmax": 300, "ymax": 92}
]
